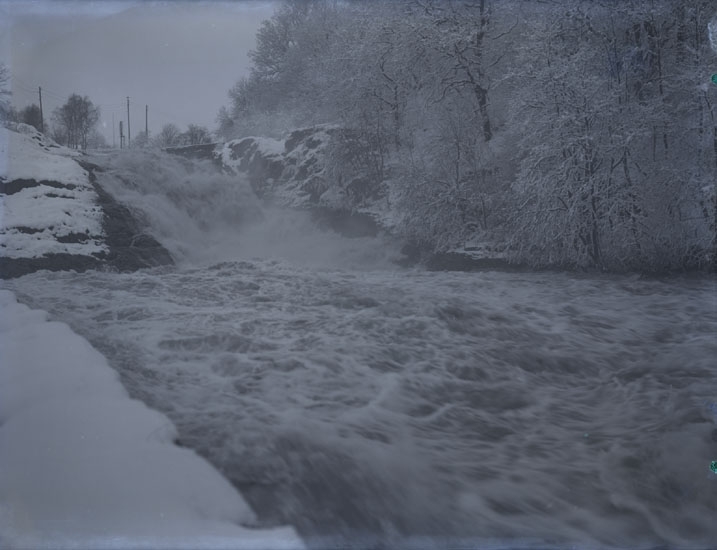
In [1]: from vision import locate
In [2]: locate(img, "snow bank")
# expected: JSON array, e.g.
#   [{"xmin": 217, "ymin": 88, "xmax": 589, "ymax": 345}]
[
  {"xmin": 0, "ymin": 290, "xmax": 303, "ymax": 549},
  {"xmin": 0, "ymin": 184, "xmax": 106, "ymax": 258},
  {"xmin": 0, "ymin": 125, "xmax": 107, "ymax": 259},
  {"xmin": 1, "ymin": 123, "xmax": 85, "ymax": 184}
]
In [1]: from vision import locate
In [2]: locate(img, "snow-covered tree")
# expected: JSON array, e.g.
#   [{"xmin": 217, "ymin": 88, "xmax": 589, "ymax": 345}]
[{"xmin": 507, "ymin": 1, "xmax": 715, "ymax": 270}]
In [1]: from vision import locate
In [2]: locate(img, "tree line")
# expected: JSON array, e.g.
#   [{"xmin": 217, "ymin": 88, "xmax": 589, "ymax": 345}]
[
  {"xmin": 216, "ymin": 0, "xmax": 716, "ymax": 272},
  {"xmin": 0, "ymin": 81, "xmax": 105, "ymax": 149}
]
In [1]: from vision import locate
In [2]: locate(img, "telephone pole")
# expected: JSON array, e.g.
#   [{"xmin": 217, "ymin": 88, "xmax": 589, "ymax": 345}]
[
  {"xmin": 112, "ymin": 112, "xmax": 116, "ymax": 148},
  {"xmin": 145, "ymin": 105, "xmax": 148, "ymax": 140},
  {"xmin": 119, "ymin": 120, "xmax": 124, "ymax": 149},
  {"xmin": 126, "ymin": 96, "xmax": 131, "ymax": 147},
  {"xmin": 38, "ymin": 87, "xmax": 44, "ymax": 133}
]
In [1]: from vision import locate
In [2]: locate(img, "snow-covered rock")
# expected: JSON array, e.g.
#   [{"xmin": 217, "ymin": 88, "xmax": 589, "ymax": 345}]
[
  {"xmin": 216, "ymin": 125, "xmax": 352, "ymax": 208},
  {"xmin": 0, "ymin": 124, "xmax": 105, "ymax": 259},
  {"xmin": 206, "ymin": 126, "xmax": 384, "ymax": 238},
  {"xmin": 220, "ymin": 136, "xmax": 286, "ymax": 199},
  {"xmin": 0, "ymin": 289, "xmax": 304, "ymax": 549},
  {"xmin": 0, "ymin": 125, "xmax": 172, "ymax": 278}
]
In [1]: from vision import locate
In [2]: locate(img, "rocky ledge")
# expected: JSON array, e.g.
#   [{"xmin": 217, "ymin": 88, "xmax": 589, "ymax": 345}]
[{"xmin": 0, "ymin": 124, "xmax": 172, "ymax": 279}]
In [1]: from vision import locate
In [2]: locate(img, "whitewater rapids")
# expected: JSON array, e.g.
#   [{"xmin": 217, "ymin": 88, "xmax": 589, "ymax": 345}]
[
  {"xmin": 5, "ymin": 150, "xmax": 717, "ymax": 548},
  {"xmin": 7, "ymin": 263, "xmax": 717, "ymax": 549}
]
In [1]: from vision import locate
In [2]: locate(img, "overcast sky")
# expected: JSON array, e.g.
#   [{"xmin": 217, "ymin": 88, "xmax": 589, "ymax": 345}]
[{"xmin": 0, "ymin": 0, "xmax": 277, "ymax": 143}]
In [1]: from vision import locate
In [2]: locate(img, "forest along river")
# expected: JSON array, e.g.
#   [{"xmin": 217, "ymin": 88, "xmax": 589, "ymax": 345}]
[{"xmin": 5, "ymin": 264, "xmax": 717, "ymax": 549}]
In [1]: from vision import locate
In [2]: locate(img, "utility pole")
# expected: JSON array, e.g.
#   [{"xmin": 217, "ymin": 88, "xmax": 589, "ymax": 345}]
[
  {"xmin": 112, "ymin": 113, "xmax": 116, "ymax": 148},
  {"xmin": 119, "ymin": 120, "xmax": 124, "ymax": 149},
  {"xmin": 38, "ymin": 87, "xmax": 44, "ymax": 133},
  {"xmin": 145, "ymin": 105, "xmax": 148, "ymax": 140},
  {"xmin": 126, "ymin": 96, "xmax": 131, "ymax": 147}
]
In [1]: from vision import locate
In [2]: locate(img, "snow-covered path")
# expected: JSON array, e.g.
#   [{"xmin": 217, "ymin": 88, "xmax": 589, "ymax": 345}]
[{"xmin": 0, "ymin": 290, "xmax": 302, "ymax": 549}]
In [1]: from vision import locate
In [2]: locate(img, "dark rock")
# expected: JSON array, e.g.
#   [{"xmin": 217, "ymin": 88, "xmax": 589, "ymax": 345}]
[
  {"xmin": 13, "ymin": 226, "xmax": 43, "ymax": 235},
  {"xmin": 164, "ymin": 143, "xmax": 219, "ymax": 162},
  {"xmin": 0, "ymin": 178, "xmax": 78, "ymax": 196},
  {"xmin": 227, "ymin": 138, "xmax": 256, "ymax": 160},
  {"xmin": 285, "ymin": 128, "xmax": 316, "ymax": 153},
  {"xmin": 55, "ymin": 232, "xmax": 92, "ymax": 244},
  {"xmin": 304, "ymin": 137, "xmax": 322, "ymax": 150},
  {"xmin": 0, "ymin": 253, "xmax": 103, "ymax": 279},
  {"xmin": 78, "ymin": 160, "xmax": 174, "ymax": 272},
  {"xmin": 246, "ymin": 153, "xmax": 284, "ymax": 195}
]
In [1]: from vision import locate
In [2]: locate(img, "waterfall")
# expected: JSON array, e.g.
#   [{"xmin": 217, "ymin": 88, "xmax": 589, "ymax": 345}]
[{"xmin": 90, "ymin": 149, "xmax": 399, "ymax": 270}]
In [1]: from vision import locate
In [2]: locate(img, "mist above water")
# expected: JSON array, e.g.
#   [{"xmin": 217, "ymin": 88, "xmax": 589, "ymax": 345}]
[{"xmin": 91, "ymin": 149, "xmax": 400, "ymax": 270}]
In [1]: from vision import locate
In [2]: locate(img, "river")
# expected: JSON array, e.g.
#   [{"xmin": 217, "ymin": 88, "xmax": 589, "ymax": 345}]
[{"xmin": 5, "ymin": 152, "xmax": 717, "ymax": 549}]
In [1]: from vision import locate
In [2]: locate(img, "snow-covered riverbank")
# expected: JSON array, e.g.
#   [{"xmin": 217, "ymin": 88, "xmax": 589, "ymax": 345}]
[
  {"xmin": 0, "ymin": 289, "xmax": 302, "ymax": 549},
  {"xmin": 7, "ymin": 265, "xmax": 717, "ymax": 549},
  {"xmin": 0, "ymin": 124, "xmax": 106, "ymax": 260},
  {"xmin": 0, "ymin": 124, "xmax": 172, "ymax": 278}
]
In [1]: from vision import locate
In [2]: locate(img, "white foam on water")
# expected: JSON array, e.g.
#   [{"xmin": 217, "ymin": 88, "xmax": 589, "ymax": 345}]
[
  {"xmin": 6, "ymin": 266, "xmax": 717, "ymax": 549},
  {"xmin": 91, "ymin": 149, "xmax": 400, "ymax": 271}
]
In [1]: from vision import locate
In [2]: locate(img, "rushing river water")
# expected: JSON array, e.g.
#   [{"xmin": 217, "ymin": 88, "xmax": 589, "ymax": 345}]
[
  {"xmin": 8, "ymin": 263, "xmax": 717, "ymax": 549},
  {"xmin": 5, "ymin": 153, "xmax": 717, "ymax": 548}
]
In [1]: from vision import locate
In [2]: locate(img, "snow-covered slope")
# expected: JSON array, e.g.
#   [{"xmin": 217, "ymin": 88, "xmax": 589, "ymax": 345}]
[
  {"xmin": 0, "ymin": 124, "xmax": 173, "ymax": 278},
  {"xmin": 0, "ymin": 289, "xmax": 303, "ymax": 549},
  {"xmin": 0, "ymin": 124, "xmax": 107, "ymax": 259}
]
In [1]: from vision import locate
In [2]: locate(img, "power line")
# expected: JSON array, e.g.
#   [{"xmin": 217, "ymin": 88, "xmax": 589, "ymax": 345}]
[
  {"xmin": 7, "ymin": 73, "xmax": 183, "ymax": 148},
  {"xmin": 10, "ymin": 73, "xmax": 129, "ymax": 108},
  {"xmin": 152, "ymin": 106, "xmax": 188, "ymax": 124}
]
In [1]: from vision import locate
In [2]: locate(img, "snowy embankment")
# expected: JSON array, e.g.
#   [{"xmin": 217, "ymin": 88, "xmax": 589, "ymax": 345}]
[
  {"xmin": 0, "ymin": 289, "xmax": 303, "ymax": 549},
  {"xmin": 0, "ymin": 124, "xmax": 172, "ymax": 279},
  {"xmin": 0, "ymin": 124, "xmax": 106, "ymax": 260}
]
